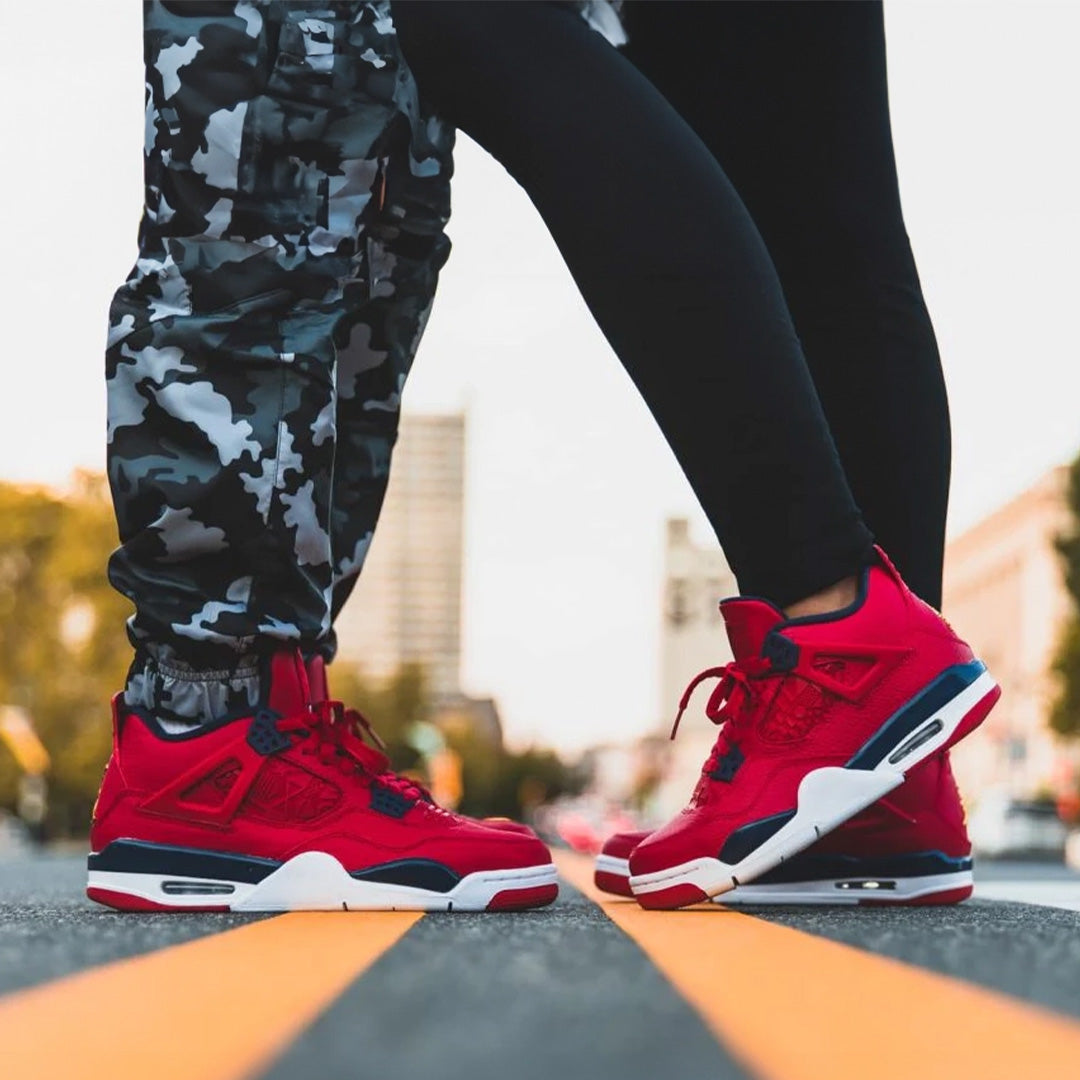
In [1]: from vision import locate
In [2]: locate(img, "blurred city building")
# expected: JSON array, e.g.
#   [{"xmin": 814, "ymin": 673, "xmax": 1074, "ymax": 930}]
[
  {"xmin": 333, "ymin": 412, "xmax": 506, "ymax": 749},
  {"xmin": 432, "ymin": 694, "xmax": 504, "ymax": 748},
  {"xmin": 647, "ymin": 483, "xmax": 1080, "ymax": 819},
  {"xmin": 651, "ymin": 519, "xmax": 738, "ymax": 819},
  {"xmin": 578, "ymin": 736, "xmax": 668, "ymax": 807},
  {"xmin": 944, "ymin": 466, "xmax": 1079, "ymax": 801},
  {"xmin": 335, "ymin": 413, "xmax": 466, "ymax": 698}
]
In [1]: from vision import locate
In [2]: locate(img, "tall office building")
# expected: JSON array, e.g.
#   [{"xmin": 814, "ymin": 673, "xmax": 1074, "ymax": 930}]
[
  {"xmin": 647, "ymin": 483, "xmax": 1080, "ymax": 813},
  {"xmin": 944, "ymin": 466, "xmax": 1078, "ymax": 799},
  {"xmin": 652, "ymin": 519, "xmax": 738, "ymax": 817},
  {"xmin": 334, "ymin": 413, "xmax": 465, "ymax": 698}
]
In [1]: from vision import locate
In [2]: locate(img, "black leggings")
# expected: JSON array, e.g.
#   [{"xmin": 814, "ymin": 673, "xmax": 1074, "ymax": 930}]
[{"xmin": 392, "ymin": 1, "xmax": 947, "ymax": 608}]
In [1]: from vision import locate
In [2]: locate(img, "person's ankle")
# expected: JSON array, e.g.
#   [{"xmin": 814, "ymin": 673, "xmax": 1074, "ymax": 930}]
[
  {"xmin": 783, "ymin": 576, "xmax": 859, "ymax": 620},
  {"xmin": 124, "ymin": 645, "xmax": 261, "ymax": 730}
]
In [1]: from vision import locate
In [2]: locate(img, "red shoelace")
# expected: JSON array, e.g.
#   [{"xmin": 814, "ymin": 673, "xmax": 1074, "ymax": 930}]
[
  {"xmin": 279, "ymin": 701, "xmax": 429, "ymax": 803},
  {"xmin": 670, "ymin": 656, "xmax": 772, "ymax": 774},
  {"xmin": 343, "ymin": 704, "xmax": 438, "ymax": 804}
]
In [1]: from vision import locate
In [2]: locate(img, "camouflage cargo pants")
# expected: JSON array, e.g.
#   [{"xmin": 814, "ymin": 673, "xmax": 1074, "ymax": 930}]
[{"xmin": 106, "ymin": 2, "xmax": 452, "ymax": 718}]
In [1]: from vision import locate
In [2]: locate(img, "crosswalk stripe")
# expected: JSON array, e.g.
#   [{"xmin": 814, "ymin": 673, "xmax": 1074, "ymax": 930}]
[
  {"xmin": 555, "ymin": 850, "xmax": 1080, "ymax": 1080},
  {"xmin": 0, "ymin": 911, "xmax": 421, "ymax": 1080}
]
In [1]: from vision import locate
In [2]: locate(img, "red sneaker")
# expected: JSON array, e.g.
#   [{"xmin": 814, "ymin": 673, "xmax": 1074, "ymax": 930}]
[
  {"xmin": 595, "ymin": 832, "xmax": 645, "ymax": 897},
  {"xmin": 481, "ymin": 817, "xmax": 541, "ymax": 837},
  {"xmin": 596, "ymin": 753, "xmax": 972, "ymax": 905},
  {"xmin": 304, "ymin": 657, "xmax": 539, "ymax": 839},
  {"xmin": 87, "ymin": 650, "xmax": 557, "ymax": 912},
  {"xmin": 629, "ymin": 549, "xmax": 998, "ymax": 909}
]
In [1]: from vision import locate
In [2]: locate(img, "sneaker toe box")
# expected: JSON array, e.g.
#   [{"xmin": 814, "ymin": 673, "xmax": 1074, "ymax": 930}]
[
  {"xmin": 628, "ymin": 813, "xmax": 724, "ymax": 877},
  {"xmin": 600, "ymin": 830, "xmax": 651, "ymax": 861}
]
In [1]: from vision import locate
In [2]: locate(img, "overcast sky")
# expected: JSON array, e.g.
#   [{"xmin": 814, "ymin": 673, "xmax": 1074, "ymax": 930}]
[{"xmin": 1, "ymin": 1, "xmax": 1077, "ymax": 751}]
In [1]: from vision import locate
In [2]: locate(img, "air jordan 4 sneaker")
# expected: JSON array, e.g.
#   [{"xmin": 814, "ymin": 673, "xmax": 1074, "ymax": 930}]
[
  {"xmin": 596, "ymin": 752, "xmax": 973, "ymax": 905},
  {"xmin": 88, "ymin": 649, "xmax": 557, "ymax": 912},
  {"xmin": 629, "ymin": 549, "xmax": 998, "ymax": 909},
  {"xmin": 303, "ymin": 656, "xmax": 539, "ymax": 838}
]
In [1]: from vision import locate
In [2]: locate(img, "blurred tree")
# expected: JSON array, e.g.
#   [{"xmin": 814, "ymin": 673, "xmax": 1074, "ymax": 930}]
[
  {"xmin": 626, "ymin": 750, "xmax": 667, "ymax": 813},
  {"xmin": 444, "ymin": 726, "xmax": 584, "ymax": 820},
  {"xmin": 1051, "ymin": 453, "xmax": 1080, "ymax": 737},
  {"xmin": 327, "ymin": 661, "xmax": 427, "ymax": 773},
  {"xmin": 0, "ymin": 473, "xmax": 132, "ymax": 835},
  {"xmin": 326, "ymin": 660, "xmax": 583, "ymax": 820},
  {"xmin": 0, "ymin": 476, "xmax": 584, "ymax": 834}
]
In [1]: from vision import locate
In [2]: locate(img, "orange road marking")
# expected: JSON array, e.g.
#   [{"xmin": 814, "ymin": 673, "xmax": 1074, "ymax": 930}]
[
  {"xmin": 556, "ymin": 850, "xmax": 1080, "ymax": 1080},
  {"xmin": 0, "ymin": 911, "xmax": 421, "ymax": 1080}
]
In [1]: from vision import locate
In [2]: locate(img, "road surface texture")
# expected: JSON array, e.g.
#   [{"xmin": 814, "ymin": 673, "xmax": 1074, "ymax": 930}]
[{"xmin": 2, "ymin": 851, "xmax": 1079, "ymax": 1080}]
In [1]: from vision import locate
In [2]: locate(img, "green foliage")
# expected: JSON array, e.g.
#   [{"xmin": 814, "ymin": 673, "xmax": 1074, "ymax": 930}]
[
  {"xmin": 0, "ymin": 474, "xmax": 132, "ymax": 834},
  {"xmin": 0, "ymin": 475, "xmax": 581, "ymax": 833},
  {"xmin": 327, "ymin": 661, "xmax": 584, "ymax": 820},
  {"xmin": 328, "ymin": 661, "xmax": 427, "ymax": 773},
  {"xmin": 1051, "ymin": 455, "xmax": 1080, "ymax": 738},
  {"xmin": 445, "ymin": 727, "xmax": 584, "ymax": 821}
]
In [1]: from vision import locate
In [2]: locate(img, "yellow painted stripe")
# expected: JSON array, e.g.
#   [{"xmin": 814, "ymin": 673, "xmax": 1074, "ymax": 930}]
[
  {"xmin": 0, "ymin": 911, "xmax": 420, "ymax": 1080},
  {"xmin": 556, "ymin": 850, "xmax": 1080, "ymax": 1080}
]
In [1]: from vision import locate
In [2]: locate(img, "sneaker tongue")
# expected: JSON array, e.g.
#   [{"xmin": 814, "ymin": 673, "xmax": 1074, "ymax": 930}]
[
  {"xmin": 266, "ymin": 649, "xmax": 311, "ymax": 715},
  {"xmin": 305, "ymin": 655, "xmax": 329, "ymax": 704},
  {"xmin": 720, "ymin": 598, "xmax": 785, "ymax": 661}
]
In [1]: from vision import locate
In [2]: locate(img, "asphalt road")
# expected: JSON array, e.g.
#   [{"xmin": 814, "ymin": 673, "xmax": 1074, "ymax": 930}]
[{"xmin": 2, "ymin": 852, "xmax": 1080, "ymax": 1080}]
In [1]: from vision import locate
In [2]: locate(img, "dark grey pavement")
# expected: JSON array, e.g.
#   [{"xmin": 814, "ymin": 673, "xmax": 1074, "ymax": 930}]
[
  {"xmin": 2, "ymin": 853, "xmax": 1080, "ymax": 1080},
  {"xmin": 263, "ymin": 880, "xmax": 742, "ymax": 1080},
  {"xmin": 0, "ymin": 854, "xmax": 263, "ymax": 997},
  {"xmin": 761, "ymin": 901, "xmax": 1080, "ymax": 1021}
]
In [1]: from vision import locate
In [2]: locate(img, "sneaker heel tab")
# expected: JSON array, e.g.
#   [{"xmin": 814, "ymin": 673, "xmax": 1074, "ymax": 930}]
[
  {"xmin": 109, "ymin": 693, "xmax": 127, "ymax": 749},
  {"xmin": 306, "ymin": 654, "xmax": 329, "ymax": 703},
  {"xmin": 869, "ymin": 546, "xmax": 921, "ymax": 617},
  {"xmin": 103, "ymin": 694, "xmax": 133, "ymax": 792},
  {"xmin": 871, "ymin": 545, "xmax": 905, "ymax": 587},
  {"xmin": 264, "ymin": 647, "xmax": 311, "ymax": 715}
]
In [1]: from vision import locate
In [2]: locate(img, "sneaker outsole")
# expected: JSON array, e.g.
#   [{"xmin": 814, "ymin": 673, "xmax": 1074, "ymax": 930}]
[
  {"xmin": 87, "ymin": 849, "xmax": 559, "ymax": 913},
  {"xmin": 485, "ymin": 884, "xmax": 559, "ymax": 910},
  {"xmin": 594, "ymin": 853, "xmax": 636, "ymax": 898},
  {"xmin": 597, "ymin": 855, "xmax": 974, "ymax": 906}
]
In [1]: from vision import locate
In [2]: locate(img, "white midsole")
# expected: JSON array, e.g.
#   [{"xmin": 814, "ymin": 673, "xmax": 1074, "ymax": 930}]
[
  {"xmin": 720, "ymin": 869, "xmax": 972, "ymax": 905},
  {"xmin": 597, "ymin": 857, "xmax": 971, "ymax": 905},
  {"xmin": 595, "ymin": 854, "xmax": 632, "ymax": 878},
  {"xmin": 630, "ymin": 671, "xmax": 997, "ymax": 901},
  {"xmin": 88, "ymin": 851, "xmax": 558, "ymax": 912}
]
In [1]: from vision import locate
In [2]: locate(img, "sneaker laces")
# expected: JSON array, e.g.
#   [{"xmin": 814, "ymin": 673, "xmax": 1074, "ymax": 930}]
[
  {"xmin": 278, "ymin": 701, "xmax": 427, "ymax": 803},
  {"xmin": 341, "ymin": 704, "xmax": 437, "ymax": 804},
  {"xmin": 670, "ymin": 656, "xmax": 772, "ymax": 773}
]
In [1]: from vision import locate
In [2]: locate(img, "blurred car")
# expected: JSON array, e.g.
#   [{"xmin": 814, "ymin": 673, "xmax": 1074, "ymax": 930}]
[
  {"xmin": 968, "ymin": 793, "xmax": 1068, "ymax": 861},
  {"xmin": 535, "ymin": 797, "xmax": 641, "ymax": 855},
  {"xmin": 1066, "ymin": 830, "xmax": 1080, "ymax": 871}
]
